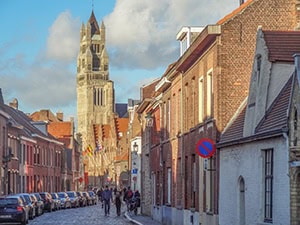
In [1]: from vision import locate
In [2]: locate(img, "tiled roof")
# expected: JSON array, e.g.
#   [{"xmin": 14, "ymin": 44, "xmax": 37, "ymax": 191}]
[
  {"xmin": 255, "ymin": 74, "xmax": 293, "ymax": 133},
  {"xmin": 264, "ymin": 30, "xmax": 300, "ymax": 62},
  {"xmin": 48, "ymin": 122, "xmax": 72, "ymax": 138},
  {"xmin": 219, "ymin": 105, "xmax": 246, "ymax": 143},
  {"xmin": 219, "ymin": 74, "xmax": 293, "ymax": 145},
  {"xmin": 142, "ymin": 79, "xmax": 160, "ymax": 99},
  {"xmin": 30, "ymin": 109, "xmax": 59, "ymax": 122},
  {"xmin": 115, "ymin": 118, "xmax": 129, "ymax": 133},
  {"xmin": 1, "ymin": 104, "xmax": 50, "ymax": 140}
]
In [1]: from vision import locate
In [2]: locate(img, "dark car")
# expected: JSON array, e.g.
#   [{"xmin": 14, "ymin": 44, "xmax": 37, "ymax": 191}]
[
  {"xmin": 0, "ymin": 195, "xmax": 27, "ymax": 225},
  {"xmin": 76, "ymin": 191, "xmax": 87, "ymax": 207},
  {"xmin": 66, "ymin": 191, "xmax": 79, "ymax": 208},
  {"xmin": 12, "ymin": 193, "xmax": 35, "ymax": 220},
  {"xmin": 57, "ymin": 192, "xmax": 71, "ymax": 209},
  {"xmin": 88, "ymin": 191, "xmax": 97, "ymax": 205},
  {"xmin": 39, "ymin": 192, "xmax": 54, "ymax": 212},
  {"xmin": 32, "ymin": 193, "xmax": 44, "ymax": 216},
  {"xmin": 30, "ymin": 193, "xmax": 43, "ymax": 216},
  {"xmin": 50, "ymin": 193, "xmax": 61, "ymax": 210}
]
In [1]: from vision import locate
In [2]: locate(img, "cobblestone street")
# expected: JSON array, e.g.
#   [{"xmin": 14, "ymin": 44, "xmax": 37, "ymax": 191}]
[{"xmin": 29, "ymin": 204, "xmax": 132, "ymax": 225}]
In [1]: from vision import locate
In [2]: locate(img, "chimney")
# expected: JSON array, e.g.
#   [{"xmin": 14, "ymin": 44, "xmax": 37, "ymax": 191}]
[
  {"xmin": 9, "ymin": 98, "xmax": 18, "ymax": 110},
  {"xmin": 294, "ymin": 54, "xmax": 300, "ymax": 85},
  {"xmin": 240, "ymin": 0, "xmax": 244, "ymax": 6},
  {"xmin": 0, "ymin": 88, "xmax": 4, "ymax": 105},
  {"xmin": 56, "ymin": 111, "xmax": 63, "ymax": 121}
]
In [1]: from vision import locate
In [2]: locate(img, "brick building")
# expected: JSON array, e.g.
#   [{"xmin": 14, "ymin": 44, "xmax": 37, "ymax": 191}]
[
  {"xmin": 138, "ymin": 0, "xmax": 300, "ymax": 224},
  {"xmin": 0, "ymin": 90, "xmax": 64, "ymax": 194},
  {"xmin": 30, "ymin": 110, "xmax": 81, "ymax": 191},
  {"xmin": 218, "ymin": 28, "xmax": 300, "ymax": 225}
]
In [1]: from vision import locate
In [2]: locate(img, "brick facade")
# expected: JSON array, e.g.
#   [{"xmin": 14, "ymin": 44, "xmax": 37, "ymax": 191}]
[{"xmin": 139, "ymin": 0, "xmax": 300, "ymax": 224}]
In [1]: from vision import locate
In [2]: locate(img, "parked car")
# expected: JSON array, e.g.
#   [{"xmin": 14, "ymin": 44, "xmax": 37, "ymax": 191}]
[
  {"xmin": 29, "ymin": 194, "xmax": 38, "ymax": 217},
  {"xmin": 88, "ymin": 191, "xmax": 97, "ymax": 205},
  {"xmin": 82, "ymin": 192, "xmax": 92, "ymax": 206},
  {"xmin": 50, "ymin": 193, "xmax": 61, "ymax": 211},
  {"xmin": 57, "ymin": 192, "xmax": 71, "ymax": 209},
  {"xmin": 12, "ymin": 193, "xmax": 35, "ymax": 220},
  {"xmin": 76, "ymin": 191, "xmax": 87, "ymax": 207},
  {"xmin": 0, "ymin": 195, "xmax": 27, "ymax": 225},
  {"xmin": 66, "ymin": 191, "xmax": 79, "ymax": 208},
  {"xmin": 39, "ymin": 192, "xmax": 54, "ymax": 212},
  {"xmin": 32, "ymin": 193, "xmax": 44, "ymax": 216}
]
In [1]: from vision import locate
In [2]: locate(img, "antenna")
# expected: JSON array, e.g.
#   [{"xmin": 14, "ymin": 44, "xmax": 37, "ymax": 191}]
[{"xmin": 92, "ymin": 0, "xmax": 94, "ymax": 10}]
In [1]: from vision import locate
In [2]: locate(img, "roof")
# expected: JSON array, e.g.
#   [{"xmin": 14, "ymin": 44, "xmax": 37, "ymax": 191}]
[
  {"xmin": 219, "ymin": 105, "xmax": 246, "ymax": 143},
  {"xmin": 88, "ymin": 10, "xmax": 100, "ymax": 35},
  {"xmin": 115, "ymin": 103, "xmax": 128, "ymax": 118},
  {"xmin": 255, "ymin": 74, "xmax": 293, "ymax": 133},
  {"xmin": 219, "ymin": 74, "xmax": 293, "ymax": 145},
  {"xmin": 30, "ymin": 109, "xmax": 59, "ymax": 122},
  {"xmin": 48, "ymin": 122, "xmax": 72, "ymax": 138},
  {"xmin": 0, "ymin": 104, "xmax": 54, "ymax": 141},
  {"xmin": 115, "ymin": 118, "xmax": 129, "ymax": 133},
  {"xmin": 264, "ymin": 30, "xmax": 300, "ymax": 62}
]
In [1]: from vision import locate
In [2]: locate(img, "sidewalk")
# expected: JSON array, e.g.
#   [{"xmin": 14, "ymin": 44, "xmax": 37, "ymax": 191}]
[{"xmin": 124, "ymin": 211, "xmax": 161, "ymax": 225}]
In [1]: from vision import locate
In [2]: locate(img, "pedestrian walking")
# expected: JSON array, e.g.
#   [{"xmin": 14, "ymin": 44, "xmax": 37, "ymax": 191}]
[
  {"xmin": 97, "ymin": 187, "xmax": 103, "ymax": 206},
  {"xmin": 101, "ymin": 185, "xmax": 112, "ymax": 216},
  {"xmin": 114, "ymin": 190, "xmax": 122, "ymax": 216}
]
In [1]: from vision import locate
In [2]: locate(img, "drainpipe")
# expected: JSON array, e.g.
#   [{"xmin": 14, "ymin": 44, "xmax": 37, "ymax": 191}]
[{"xmin": 180, "ymin": 71, "xmax": 184, "ymax": 208}]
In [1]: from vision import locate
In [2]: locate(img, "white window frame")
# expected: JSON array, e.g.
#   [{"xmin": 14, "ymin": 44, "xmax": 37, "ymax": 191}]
[
  {"xmin": 206, "ymin": 69, "xmax": 213, "ymax": 118},
  {"xmin": 198, "ymin": 76, "xmax": 204, "ymax": 122}
]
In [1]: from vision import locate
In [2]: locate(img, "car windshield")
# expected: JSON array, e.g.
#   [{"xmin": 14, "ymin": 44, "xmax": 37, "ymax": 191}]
[
  {"xmin": 67, "ymin": 192, "xmax": 75, "ymax": 197},
  {"xmin": 0, "ymin": 198, "xmax": 18, "ymax": 206},
  {"xmin": 58, "ymin": 193, "xmax": 65, "ymax": 198},
  {"xmin": 23, "ymin": 195, "xmax": 31, "ymax": 203},
  {"xmin": 34, "ymin": 194, "xmax": 41, "ymax": 201}
]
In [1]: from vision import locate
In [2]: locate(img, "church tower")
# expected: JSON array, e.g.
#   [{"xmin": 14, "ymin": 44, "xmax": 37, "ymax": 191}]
[{"xmin": 76, "ymin": 11, "xmax": 114, "ymax": 169}]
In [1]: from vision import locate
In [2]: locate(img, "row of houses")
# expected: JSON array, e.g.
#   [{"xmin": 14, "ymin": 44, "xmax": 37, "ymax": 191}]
[
  {"xmin": 131, "ymin": 0, "xmax": 300, "ymax": 224},
  {"xmin": 0, "ymin": 94, "xmax": 81, "ymax": 195}
]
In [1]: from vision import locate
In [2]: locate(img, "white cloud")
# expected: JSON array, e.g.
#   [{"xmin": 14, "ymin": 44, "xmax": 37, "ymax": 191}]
[
  {"xmin": 104, "ymin": 0, "xmax": 239, "ymax": 70},
  {"xmin": 46, "ymin": 11, "xmax": 80, "ymax": 62}
]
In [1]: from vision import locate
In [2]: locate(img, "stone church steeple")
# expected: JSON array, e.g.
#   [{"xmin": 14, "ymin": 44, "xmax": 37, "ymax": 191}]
[{"xmin": 76, "ymin": 11, "xmax": 115, "ymax": 158}]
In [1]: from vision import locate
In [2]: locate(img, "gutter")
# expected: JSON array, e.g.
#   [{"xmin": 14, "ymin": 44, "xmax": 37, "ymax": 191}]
[{"xmin": 217, "ymin": 128, "xmax": 287, "ymax": 148}]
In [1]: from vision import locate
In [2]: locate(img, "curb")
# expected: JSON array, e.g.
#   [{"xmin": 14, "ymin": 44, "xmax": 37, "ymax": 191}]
[{"xmin": 124, "ymin": 211, "xmax": 143, "ymax": 225}]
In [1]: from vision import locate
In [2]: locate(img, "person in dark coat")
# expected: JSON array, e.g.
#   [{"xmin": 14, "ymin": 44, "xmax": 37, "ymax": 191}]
[
  {"xmin": 101, "ymin": 185, "xmax": 112, "ymax": 216},
  {"xmin": 114, "ymin": 190, "xmax": 122, "ymax": 216}
]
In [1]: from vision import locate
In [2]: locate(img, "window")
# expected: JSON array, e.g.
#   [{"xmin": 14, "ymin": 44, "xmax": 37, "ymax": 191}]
[
  {"xmin": 167, "ymin": 168, "xmax": 171, "ymax": 205},
  {"xmin": 192, "ymin": 155, "xmax": 196, "ymax": 207},
  {"xmin": 256, "ymin": 54, "xmax": 262, "ymax": 86},
  {"xmin": 206, "ymin": 70, "xmax": 213, "ymax": 118},
  {"xmin": 263, "ymin": 149, "xmax": 273, "ymax": 222},
  {"xmin": 164, "ymin": 102, "xmax": 167, "ymax": 139},
  {"xmin": 167, "ymin": 99, "xmax": 171, "ymax": 135},
  {"xmin": 199, "ymin": 77, "xmax": 204, "ymax": 122}
]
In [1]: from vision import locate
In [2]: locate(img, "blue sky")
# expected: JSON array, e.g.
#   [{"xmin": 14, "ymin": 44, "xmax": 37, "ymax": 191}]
[{"xmin": 0, "ymin": 0, "xmax": 240, "ymax": 122}]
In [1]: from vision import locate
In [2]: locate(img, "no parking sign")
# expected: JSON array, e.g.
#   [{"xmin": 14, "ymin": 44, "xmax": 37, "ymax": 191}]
[{"xmin": 196, "ymin": 138, "xmax": 216, "ymax": 158}]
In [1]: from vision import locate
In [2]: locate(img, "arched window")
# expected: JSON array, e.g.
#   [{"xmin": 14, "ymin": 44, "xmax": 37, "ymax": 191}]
[{"xmin": 256, "ymin": 54, "xmax": 262, "ymax": 86}]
